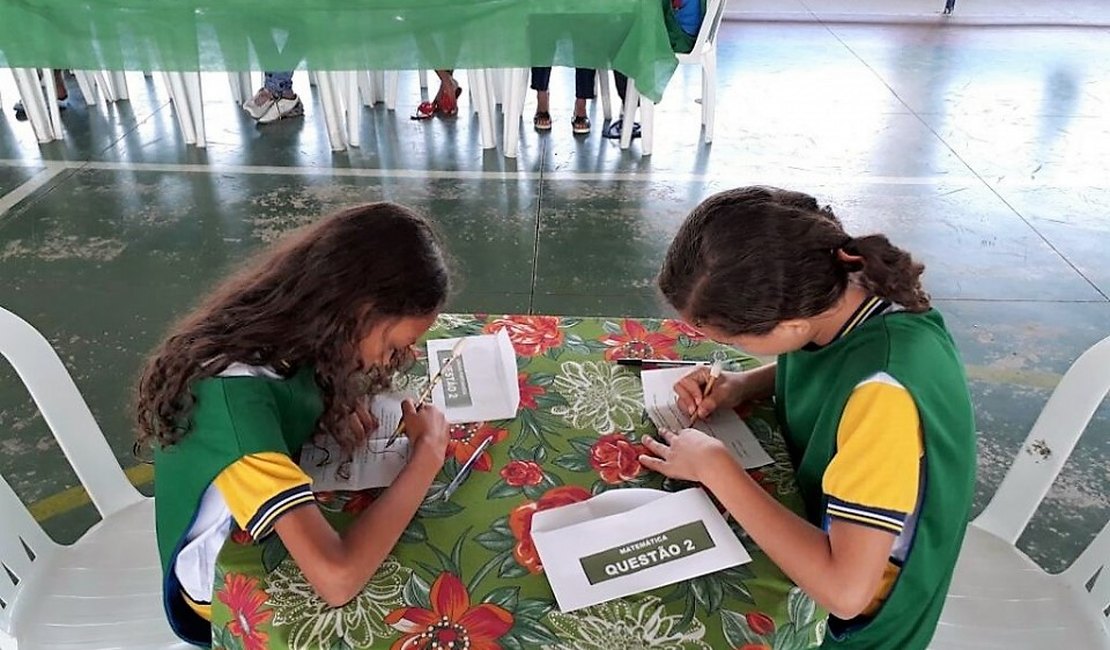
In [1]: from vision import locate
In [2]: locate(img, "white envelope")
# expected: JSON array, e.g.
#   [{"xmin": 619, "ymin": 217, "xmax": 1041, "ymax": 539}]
[
  {"xmin": 532, "ymin": 488, "xmax": 751, "ymax": 612},
  {"xmin": 427, "ymin": 329, "xmax": 521, "ymax": 423}
]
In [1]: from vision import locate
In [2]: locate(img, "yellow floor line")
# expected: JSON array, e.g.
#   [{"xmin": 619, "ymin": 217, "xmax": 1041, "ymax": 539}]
[{"xmin": 29, "ymin": 464, "xmax": 154, "ymax": 522}]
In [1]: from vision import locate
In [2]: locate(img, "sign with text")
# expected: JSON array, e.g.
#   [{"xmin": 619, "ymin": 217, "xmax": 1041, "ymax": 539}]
[{"xmin": 532, "ymin": 488, "xmax": 751, "ymax": 612}]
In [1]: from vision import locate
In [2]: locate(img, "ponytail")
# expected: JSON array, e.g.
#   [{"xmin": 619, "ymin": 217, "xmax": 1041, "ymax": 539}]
[
  {"xmin": 844, "ymin": 235, "xmax": 930, "ymax": 312},
  {"xmin": 659, "ymin": 186, "xmax": 931, "ymax": 336}
]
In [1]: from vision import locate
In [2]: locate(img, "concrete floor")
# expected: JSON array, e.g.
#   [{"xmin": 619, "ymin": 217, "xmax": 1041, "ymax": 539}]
[{"xmin": 0, "ymin": 19, "xmax": 1107, "ymax": 573}]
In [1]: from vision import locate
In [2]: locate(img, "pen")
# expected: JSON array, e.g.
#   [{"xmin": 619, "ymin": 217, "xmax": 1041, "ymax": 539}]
[
  {"xmin": 442, "ymin": 436, "xmax": 494, "ymax": 500},
  {"xmin": 385, "ymin": 338, "xmax": 466, "ymax": 448},
  {"xmin": 690, "ymin": 360, "xmax": 723, "ymax": 425},
  {"xmin": 616, "ymin": 358, "xmax": 704, "ymax": 367}
]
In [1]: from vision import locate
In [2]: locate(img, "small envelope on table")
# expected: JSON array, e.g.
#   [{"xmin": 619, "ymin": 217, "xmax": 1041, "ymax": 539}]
[
  {"xmin": 426, "ymin": 329, "xmax": 520, "ymax": 424},
  {"xmin": 531, "ymin": 488, "xmax": 751, "ymax": 612}
]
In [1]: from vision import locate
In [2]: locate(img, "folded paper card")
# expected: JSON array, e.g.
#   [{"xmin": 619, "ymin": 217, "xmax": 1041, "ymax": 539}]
[
  {"xmin": 427, "ymin": 329, "xmax": 521, "ymax": 424},
  {"xmin": 640, "ymin": 366, "xmax": 773, "ymax": 469},
  {"xmin": 532, "ymin": 488, "xmax": 751, "ymax": 612}
]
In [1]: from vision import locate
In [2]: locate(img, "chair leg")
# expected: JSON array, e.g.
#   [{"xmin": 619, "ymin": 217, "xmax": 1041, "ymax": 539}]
[
  {"xmin": 345, "ymin": 71, "xmax": 361, "ymax": 148},
  {"xmin": 419, "ymin": 69, "xmax": 429, "ymax": 90},
  {"xmin": 502, "ymin": 67, "xmax": 528, "ymax": 159},
  {"xmin": 641, "ymin": 99, "xmax": 654, "ymax": 156},
  {"xmin": 468, "ymin": 69, "xmax": 497, "ymax": 150},
  {"xmin": 183, "ymin": 72, "xmax": 206, "ymax": 148},
  {"xmin": 315, "ymin": 72, "xmax": 348, "ymax": 151},
  {"xmin": 597, "ymin": 70, "xmax": 612, "ymax": 121},
  {"xmin": 12, "ymin": 69, "xmax": 57, "ymax": 143},
  {"xmin": 95, "ymin": 71, "xmax": 117, "ymax": 102},
  {"xmin": 162, "ymin": 72, "xmax": 197, "ymax": 145},
  {"xmin": 42, "ymin": 68, "xmax": 65, "ymax": 141},
  {"xmin": 111, "ymin": 72, "xmax": 129, "ymax": 101},
  {"xmin": 703, "ymin": 50, "xmax": 716, "ymax": 144},
  {"xmin": 356, "ymin": 71, "xmax": 374, "ymax": 107},
  {"xmin": 384, "ymin": 71, "xmax": 399, "ymax": 111},
  {"xmin": 73, "ymin": 71, "xmax": 99, "ymax": 106},
  {"xmin": 620, "ymin": 79, "xmax": 639, "ymax": 150}
]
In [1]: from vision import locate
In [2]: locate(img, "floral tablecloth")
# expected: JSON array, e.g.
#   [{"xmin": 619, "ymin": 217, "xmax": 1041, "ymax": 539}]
[{"xmin": 210, "ymin": 315, "xmax": 826, "ymax": 650}]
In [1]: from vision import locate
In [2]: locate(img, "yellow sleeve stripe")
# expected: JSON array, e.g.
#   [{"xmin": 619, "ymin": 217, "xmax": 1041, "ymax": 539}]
[
  {"xmin": 822, "ymin": 378, "xmax": 923, "ymax": 515},
  {"xmin": 213, "ymin": 451, "xmax": 315, "ymax": 538},
  {"xmin": 181, "ymin": 590, "xmax": 212, "ymax": 621},
  {"xmin": 247, "ymin": 485, "xmax": 316, "ymax": 539},
  {"xmin": 827, "ymin": 497, "xmax": 906, "ymax": 535}
]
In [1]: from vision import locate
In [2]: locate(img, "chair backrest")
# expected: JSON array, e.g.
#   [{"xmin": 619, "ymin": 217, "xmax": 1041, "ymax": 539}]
[
  {"xmin": 0, "ymin": 307, "xmax": 141, "ymax": 519},
  {"xmin": 691, "ymin": 0, "xmax": 728, "ymax": 55},
  {"xmin": 974, "ymin": 333, "xmax": 1110, "ymax": 543},
  {"xmin": 0, "ymin": 472, "xmax": 57, "ymax": 636}
]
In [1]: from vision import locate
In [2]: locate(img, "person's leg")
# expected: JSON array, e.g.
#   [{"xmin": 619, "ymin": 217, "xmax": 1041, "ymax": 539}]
[
  {"xmin": 264, "ymin": 71, "xmax": 295, "ymax": 99},
  {"xmin": 531, "ymin": 67, "xmax": 552, "ymax": 130},
  {"xmin": 53, "ymin": 70, "xmax": 68, "ymax": 102},
  {"xmin": 571, "ymin": 68, "xmax": 596, "ymax": 134},
  {"xmin": 613, "ymin": 71, "xmax": 628, "ymax": 103},
  {"xmin": 434, "ymin": 69, "xmax": 460, "ymax": 114},
  {"xmin": 603, "ymin": 71, "xmax": 639, "ymax": 139}
]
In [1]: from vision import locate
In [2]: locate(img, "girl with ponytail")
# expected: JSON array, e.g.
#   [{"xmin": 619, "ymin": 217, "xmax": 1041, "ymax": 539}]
[{"xmin": 643, "ymin": 187, "xmax": 975, "ymax": 649}]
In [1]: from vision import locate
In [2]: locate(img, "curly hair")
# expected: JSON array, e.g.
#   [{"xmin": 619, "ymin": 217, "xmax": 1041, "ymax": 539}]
[
  {"xmin": 659, "ymin": 186, "xmax": 928, "ymax": 336},
  {"xmin": 135, "ymin": 202, "xmax": 450, "ymax": 452}
]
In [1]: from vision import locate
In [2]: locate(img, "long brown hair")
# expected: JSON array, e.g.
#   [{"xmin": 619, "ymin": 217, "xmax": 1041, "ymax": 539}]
[
  {"xmin": 135, "ymin": 202, "xmax": 450, "ymax": 451},
  {"xmin": 659, "ymin": 186, "xmax": 928, "ymax": 336}
]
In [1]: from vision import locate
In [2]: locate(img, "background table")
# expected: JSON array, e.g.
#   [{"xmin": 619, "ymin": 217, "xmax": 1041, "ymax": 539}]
[
  {"xmin": 0, "ymin": 0, "xmax": 678, "ymax": 102},
  {"xmin": 210, "ymin": 314, "xmax": 826, "ymax": 650}
]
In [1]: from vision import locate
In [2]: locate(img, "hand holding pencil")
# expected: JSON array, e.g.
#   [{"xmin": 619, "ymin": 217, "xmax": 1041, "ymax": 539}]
[
  {"xmin": 672, "ymin": 360, "xmax": 746, "ymax": 422},
  {"xmin": 385, "ymin": 338, "xmax": 466, "ymax": 448}
]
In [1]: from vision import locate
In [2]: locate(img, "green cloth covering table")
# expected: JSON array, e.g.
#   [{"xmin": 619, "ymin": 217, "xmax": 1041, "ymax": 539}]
[
  {"xmin": 209, "ymin": 314, "xmax": 826, "ymax": 650},
  {"xmin": 0, "ymin": 0, "xmax": 678, "ymax": 101}
]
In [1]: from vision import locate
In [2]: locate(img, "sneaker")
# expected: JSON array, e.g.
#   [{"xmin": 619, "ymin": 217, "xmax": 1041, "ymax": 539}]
[
  {"xmin": 242, "ymin": 88, "xmax": 275, "ymax": 120},
  {"xmin": 257, "ymin": 95, "xmax": 304, "ymax": 123}
]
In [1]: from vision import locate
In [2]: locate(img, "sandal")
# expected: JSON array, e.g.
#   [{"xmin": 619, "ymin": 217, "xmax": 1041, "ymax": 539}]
[
  {"xmin": 438, "ymin": 82, "xmax": 463, "ymax": 117},
  {"xmin": 603, "ymin": 120, "xmax": 641, "ymax": 140},
  {"xmin": 411, "ymin": 99, "xmax": 438, "ymax": 120},
  {"xmin": 571, "ymin": 115, "xmax": 590, "ymax": 135},
  {"xmin": 533, "ymin": 111, "xmax": 552, "ymax": 131}
]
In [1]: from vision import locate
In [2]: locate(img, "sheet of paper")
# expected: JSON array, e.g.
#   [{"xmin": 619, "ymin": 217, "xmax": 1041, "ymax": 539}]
[
  {"xmin": 640, "ymin": 366, "xmax": 774, "ymax": 469},
  {"xmin": 426, "ymin": 329, "xmax": 521, "ymax": 424},
  {"xmin": 299, "ymin": 393, "xmax": 411, "ymax": 491},
  {"xmin": 532, "ymin": 488, "xmax": 752, "ymax": 612}
]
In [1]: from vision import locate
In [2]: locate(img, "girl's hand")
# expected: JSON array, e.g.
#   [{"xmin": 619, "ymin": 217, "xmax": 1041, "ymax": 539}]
[
  {"xmin": 674, "ymin": 368, "xmax": 752, "ymax": 420},
  {"xmin": 400, "ymin": 400, "xmax": 448, "ymax": 471},
  {"xmin": 349, "ymin": 399, "xmax": 379, "ymax": 439},
  {"xmin": 639, "ymin": 429, "xmax": 732, "ymax": 483}
]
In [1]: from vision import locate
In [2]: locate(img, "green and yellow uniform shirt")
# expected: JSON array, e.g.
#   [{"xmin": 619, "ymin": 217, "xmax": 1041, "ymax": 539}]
[{"xmin": 155, "ymin": 363, "xmax": 324, "ymax": 646}]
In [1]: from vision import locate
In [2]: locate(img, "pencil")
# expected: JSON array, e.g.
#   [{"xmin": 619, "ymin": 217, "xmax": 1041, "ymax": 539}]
[
  {"xmin": 384, "ymin": 338, "xmax": 466, "ymax": 448},
  {"xmin": 690, "ymin": 360, "xmax": 723, "ymax": 425},
  {"xmin": 442, "ymin": 436, "xmax": 494, "ymax": 500}
]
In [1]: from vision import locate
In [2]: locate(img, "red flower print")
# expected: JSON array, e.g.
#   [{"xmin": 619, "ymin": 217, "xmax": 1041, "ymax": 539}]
[
  {"xmin": 229, "ymin": 527, "xmax": 253, "ymax": 545},
  {"xmin": 447, "ymin": 422, "xmax": 507, "ymax": 471},
  {"xmin": 589, "ymin": 432, "xmax": 648, "ymax": 484},
  {"xmin": 508, "ymin": 486, "xmax": 592, "ymax": 573},
  {"xmin": 600, "ymin": 319, "xmax": 679, "ymax": 361},
  {"xmin": 216, "ymin": 574, "xmax": 272, "ymax": 650},
  {"xmin": 736, "ymin": 645, "xmax": 771, "ymax": 650},
  {"xmin": 518, "ymin": 372, "xmax": 546, "ymax": 410},
  {"xmin": 663, "ymin": 319, "xmax": 706, "ymax": 341},
  {"xmin": 746, "ymin": 611, "xmax": 776, "ymax": 636},
  {"xmin": 342, "ymin": 491, "xmax": 376, "ymax": 514},
  {"xmin": 385, "ymin": 572, "xmax": 513, "ymax": 650},
  {"xmin": 484, "ymin": 316, "xmax": 564, "ymax": 357},
  {"xmin": 500, "ymin": 460, "xmax": 545, "ymax": 487}
]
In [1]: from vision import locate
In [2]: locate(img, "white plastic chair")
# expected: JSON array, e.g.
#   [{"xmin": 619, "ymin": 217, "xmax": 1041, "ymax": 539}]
[
  {"xmin": 160, "ymin": 71, "xmax": 206, "ymax": 148},
  {"xmin": 615, "ymin": 0, "xmax": 726, "ymax": 156},
  {"xmin": 932, "ymin": 334, "xmax": 1110, "ymax": 649},
  {"xmin": 10, "ymin": 68, "xmax": 64, "ymax": 144},
  {"xmin": 0, "ymin": 307, "xmax": 184, "ymax": 649}
]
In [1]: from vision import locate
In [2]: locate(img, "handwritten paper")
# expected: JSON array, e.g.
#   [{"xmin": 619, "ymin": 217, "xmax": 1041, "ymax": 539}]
[
  {"xmin": 299, "ymin": 393, "xmax": 411, "ymax": 491},
  {"xmin": 640, "ymin": 366, "xmax": 773, "ymax": 469}
]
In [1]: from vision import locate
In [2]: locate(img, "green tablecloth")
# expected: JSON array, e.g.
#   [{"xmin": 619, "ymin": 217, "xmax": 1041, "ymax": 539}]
[
  {"xmin": 210, "ymin": 314, "xmax": 826, "ymax": 650},
  {"xmin": 0, "ymin": 0, "xmax": 678, "ymax": 101}
]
